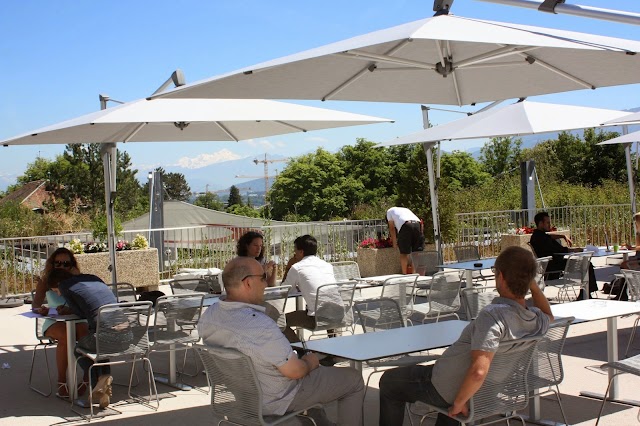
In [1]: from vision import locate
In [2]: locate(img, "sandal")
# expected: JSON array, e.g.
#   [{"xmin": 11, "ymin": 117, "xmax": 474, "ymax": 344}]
[
  {"xmin": 77, "ymin": 381, "xmax": 89, "ymax": 397},
  {"xmin": 56, "ymin": 382, "xmax": 69, "ymax": 399}
]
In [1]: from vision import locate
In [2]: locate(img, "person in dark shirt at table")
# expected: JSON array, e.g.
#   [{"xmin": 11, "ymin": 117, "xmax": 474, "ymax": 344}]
[
  {"xmin": 529, "ymin": 211, "xmax": 597, "ymax": 299},
  {"xmin": 47, "ymin": 269, "xmax": 117, "ymax": 409}
]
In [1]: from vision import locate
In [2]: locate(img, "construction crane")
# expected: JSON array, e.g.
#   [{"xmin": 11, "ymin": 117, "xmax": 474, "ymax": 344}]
[{"xmin": 237, "ymin": 154, "xmax": 288, "ymax": 195}]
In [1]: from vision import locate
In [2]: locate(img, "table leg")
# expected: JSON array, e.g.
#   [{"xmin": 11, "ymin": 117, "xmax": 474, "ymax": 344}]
[
  {"xmin": 466, "ymin": 270, "xmax": 473, "ymax": 289},
  {"xmin": 66, "ymin": 320, "xmax": 77, "ymax": 400},
  {"xmin": 349, "ymin": 360, "xmax": 362, "ymax": 372},
  {"xmin": 580, "ymin": 316, "xmax": 640, "ymax": 407},
  {"xmin": 296, "ymin": 294, "xmax": 304, "ymax": 340},
  {"xmin": 154, "ymin": 320, "xmax": 192, "ymax": 390}
]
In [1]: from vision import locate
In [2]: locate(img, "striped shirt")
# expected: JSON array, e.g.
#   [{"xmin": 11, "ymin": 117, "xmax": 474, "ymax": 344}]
[{"xmin": 197, "ymin": 298, "xmax": 300, "ymax": 415}]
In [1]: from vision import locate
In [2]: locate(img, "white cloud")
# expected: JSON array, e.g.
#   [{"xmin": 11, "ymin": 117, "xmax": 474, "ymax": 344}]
[
  {"xmin": 173, "ymin": 148, "xmax": 242, "ymax": 169},
  {"xmin": 247, "ymin": 138, "xmax": 277, "ymax": 150}
]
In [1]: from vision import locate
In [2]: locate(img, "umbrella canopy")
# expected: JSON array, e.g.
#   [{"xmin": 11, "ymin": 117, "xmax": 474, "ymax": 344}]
[
  {"xmin": 377, "ymin": 101, "xmax": 631, "ymax": 147},
  {"xmin": 598, "ymin": 130, "xmax": 640, "ymax": 146},
  {"xmin": 603, "ymin": 111, "xmax": 640, "ymax": 126},
  {"xmin": 0, "ymin": 98, "xmax": 391, "ymax": 286},
  {"xmin": 1, "ymin": 98, "xmax": 391, "ymax": 146},
  {"xmin": 153, "ymin": 14, "xmax": 640, "ymax": 106}
]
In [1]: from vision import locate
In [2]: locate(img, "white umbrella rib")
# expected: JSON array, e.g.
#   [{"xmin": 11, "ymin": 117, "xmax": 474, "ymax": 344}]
[{"xmin": 213, "ymin": 121, "xmax": 240, "ymax": 142}]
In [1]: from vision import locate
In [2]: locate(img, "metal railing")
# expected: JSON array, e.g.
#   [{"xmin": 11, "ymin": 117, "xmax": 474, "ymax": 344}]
[
  {"xmin": 0, "ymin": 219, "xmax": 386, "ymax": 297},
  {"xmin": 454, "ymin": 204, "xmax": 634, "ymax": 259}
]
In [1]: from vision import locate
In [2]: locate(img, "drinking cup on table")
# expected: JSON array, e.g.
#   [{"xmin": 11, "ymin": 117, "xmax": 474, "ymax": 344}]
[{"xmin": 613, "ymin": 244, "xmax": 619, "ymax": 254}]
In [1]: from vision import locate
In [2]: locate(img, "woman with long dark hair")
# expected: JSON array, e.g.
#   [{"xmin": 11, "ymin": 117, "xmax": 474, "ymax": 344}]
[{"xmin": 237, "ymin": 231, "xmax": 276, "ymax": 286}]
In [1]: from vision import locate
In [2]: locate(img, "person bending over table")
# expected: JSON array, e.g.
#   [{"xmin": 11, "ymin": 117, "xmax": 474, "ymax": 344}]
[
  {"xmin": 198, "ymin": 257, "xmax": 364, "ymax": 426},
  {"xmin": 378, "ymin": 246, "xmax": 553, "ymax": 426},
  {"xmin": 386, "ymin": 206, "xmax": 425, "ymax": 274},
  {"xmin": 32, "ymin": 247, "xmax": 89, "ymax": 399},
  {"xmin": 530, "ymin": 211, "xmax": 598, "ymax": 299},
  {"xmin": 47, "ymin": 269, "xmax": 117, "ymax": 409},
  {"xmin": 237, "ymin": 230, "xmax": 277, "ymax": 287}
]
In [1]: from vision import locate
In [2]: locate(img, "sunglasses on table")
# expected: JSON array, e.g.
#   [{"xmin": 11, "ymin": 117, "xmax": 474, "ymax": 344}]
[
  {"xmin": 242, "ymin": 272, "xmax": 267, "ymax": 281},
  {"xmin": 54, "ymin": 260, "xmax": 73, "ymax": 268}
]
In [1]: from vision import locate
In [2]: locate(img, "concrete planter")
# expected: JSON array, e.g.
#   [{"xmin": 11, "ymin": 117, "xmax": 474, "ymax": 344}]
[
  {"xmin": 356, "ymin": 247, "xmax": 402, "ymax": 277},
  {"xmin": 75, "ymin": 248, "xmax": 159, "ymax": 290},
  {"xmin": 500, "ymin": 231, "xmax": 571, "ymax": 254}
]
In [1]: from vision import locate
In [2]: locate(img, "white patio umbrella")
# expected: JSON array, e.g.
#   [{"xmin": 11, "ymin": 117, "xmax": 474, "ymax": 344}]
[
  {"xmin": 599, "ymin": 130, "xmax": 640, "ymax": 146},
  {"xmin": 376, "ymin": 101, "xmax": 632, "ymax": 147},
  {"xmin": 0, "ymin": 98, "xmax": 392, "ymax": 285},
  {"xmin": 151, "ymin": 13, "xmax": 640, "ymax": 262},
  {"xmin": 603, "ymin": 111, "xmax": 640, "ymax": 127},
  {"xmin": 153, "ymin": 14, "xmax": 640, "ymax": 106},
  {"xmin": 598, "ymin": 128, "xmax": 640, "ymax": 215}
]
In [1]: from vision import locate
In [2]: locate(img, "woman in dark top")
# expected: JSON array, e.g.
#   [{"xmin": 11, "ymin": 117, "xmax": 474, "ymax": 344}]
[{"xmin": 237, "ymin": 231, "xmax": 276, "ymax": 286}]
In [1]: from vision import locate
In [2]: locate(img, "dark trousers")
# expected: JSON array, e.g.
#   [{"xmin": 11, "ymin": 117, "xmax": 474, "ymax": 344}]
[
  {"xmin": 379, "ymin": 364, "xmax": 459, "ymax": 426},
  {"xmin": 76, "ymin": 334, "xmax": 111, "ymax": 385},
  {"xmin": 284, "ymin": 310, "xmax": 336, "ymax": 343}
]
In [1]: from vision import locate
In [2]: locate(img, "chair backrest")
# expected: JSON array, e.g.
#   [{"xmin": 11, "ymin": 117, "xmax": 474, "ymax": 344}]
[
  {"xmin": 534, "ymin": 257, "xmax": 552, "ymax": 290},
  {"xmin": 330, "ymin": 261, "xmax": 361, "ymax": 280},
  {"xmin": 169, "ymin": 278, "xmax": 211, "ymax": 295},
  {"xmin": 203, "ymin": 273, "xmax": 223, "ymax": 294},
  {"xmin": 95, "ymin": 301, "xmax": 153, "ymax": 358},
  {"xmin": 353, "ymin": 297, "xmax": 405, "ymax": 332},
  {"xmin": 313, "ymin": 281, "xmax": 357, "ymax": 331},
  {"xmin": 527, "ymin": 241, "xmax": 539, "ymax": 257},
  {"xmin": 528, "ymin": 316, "xmax": 574, "ymax": 390},
  {"xmin": 463, "ymin": 336, "xmax": 542, "ymax": 423},
  {"xmin": 461, "ymin": 286, "xmax": 498, "ymax": 321},
  {"xmin": 454, "ymin": 245, "xmax": 480, "ymax": 262},
  {"xmin": 563, "ymin": 253, "xmax": 592, "ymax": 283},
  {"xmin": 197, "ymin": 345, "xmax": 266, "ymax": 425},
  {"xmin": 426, "ymin": 271, "xmax": 462, "ymax": 316},
  {"xmin": 380, "ymin": 274, "xmax": 419, "ymax": 322},
  {"xmin": 106, "ymin": 282, "xmax": 137, "ymax": 303},
  {"xmin": 621, "ymin": 269, "xmax": 640, "ymax": 301},
  {"xmin": 152, "ymin": 293, "xmax": 205, "ymax": 347},
  {"xmin": 263, "ymin": 285, "xmax": 291, "ymax": 330},
  {"xmin": 410, "ymin": 251, "xmax": 440, "ymax": 276}
]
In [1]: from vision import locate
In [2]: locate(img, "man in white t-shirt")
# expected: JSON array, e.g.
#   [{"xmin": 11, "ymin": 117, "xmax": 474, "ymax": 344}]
[
  {"xmin": 386, "ymin": 207, "xmax": 425, "ymax": 273},
  {"xmin": 282, "ymin": 234, "xmax": 340, "ymax": 344}
]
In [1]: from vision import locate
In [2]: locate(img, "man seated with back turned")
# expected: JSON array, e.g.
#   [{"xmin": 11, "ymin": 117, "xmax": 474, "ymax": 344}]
[
  {"xmin": 198, "ymin": 257, "xmax": 364, "ymax": 426},
  {"xmin": 281, "ymin": 234, "xmax": 340, "ymax": 344},
  {"xmin": 530, "ymin": 211, "xmax": 598, "ymax": 299},
  {"xmin": 47, "ymin": 269, "xmax": 117, "ymax": 409},
  {"xmin": 378, "ymin": 246, "xmax": 553, "ymax": 426}
]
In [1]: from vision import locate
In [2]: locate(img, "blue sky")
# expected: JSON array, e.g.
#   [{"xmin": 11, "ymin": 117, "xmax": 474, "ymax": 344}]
[{"xmin": 2, "ymin": 0, "xmax": 640, "ymax": 191}]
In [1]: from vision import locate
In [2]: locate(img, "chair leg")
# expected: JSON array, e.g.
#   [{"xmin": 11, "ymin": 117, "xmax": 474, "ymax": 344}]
[
  {"xmin": 552, "ymin": 386, "xmax": 570, "ymax": 426},
  {"xmin": 596, "ymin": 374, "xmax": 619, "ymax": 426},
  {"xmin": 28, "ymin": 342, "xmax": 53, "ymax": 397},
  {"xmin": 625, "ymin": 316, "xmax": 640, "ymax": 358}
]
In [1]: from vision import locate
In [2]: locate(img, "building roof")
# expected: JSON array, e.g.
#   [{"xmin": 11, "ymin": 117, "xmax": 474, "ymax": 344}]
[{"xmin": 0, "ymin": 180, "xmax": 50, "ymax": 210}]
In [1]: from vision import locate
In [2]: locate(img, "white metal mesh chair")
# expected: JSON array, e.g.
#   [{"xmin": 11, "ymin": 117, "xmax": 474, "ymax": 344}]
[
  {"xmin": 421, "ymin": 336, "xmax": 542, "ymax": 426},
  {"xmin": 330, "ymin": 261, "xmax": 361, "ymax": 280},
  {"xmin": 412, "ymin": 271, "xmax": 462, "ymax": 323},
  {"xmin": 453, "ymin": 245, "xmax": 494, "ymax": 283},
  {"xmin": 150, "ymin": 293, "xmax": 205, "ymax": 380},
  {"xmin": 377, "ymin": 274, "xmax": 419, "ymax": 325},
  {"xmin": 72, "ymin": 301, "xmax": 158, "ymax": 420},
  {"xmin": 544, "ymin": 253, "xmax": 592, "ymax": 302},
  {"xmin": 106, "ymin": 282, "xmax": 138, "ymax": 303},
  {"xmin": 411, "ymin": 251, "xmax": 440, "ymax": 277},
  {"xmin": 534, "ymin": 257, "xmax": 552, "ymax": 291},
  {"xmin": 28, "ymin": 291, "xmax": 56, "ymax": 397},
  {"xmin": 197, "ymin": 345, "xmax": 320, "ymax": 425},
  {"xmin": 170, "ymin": 278, "xmax": 212, "ymax": 295},
  {"xmin": 461, "ymin": 286, "xmax": 498, "ymax": 321},
  {"xmin": 528, "ymin": 316, "xmax": 574, "ymax": 426},
  {"xmin": 621, "ymin": 269, "xmax": 640, "ymax": 357},
  {"xmin": 595, "ymin": 353, "xmax": 640, "ymax": 425},
  {"xmin": 302, "ymin": 281, "xmax": 357, "ymax": 341},
  {"xmin": 263, "ymin": 285, "xmax": 291, "ymax": 331}
]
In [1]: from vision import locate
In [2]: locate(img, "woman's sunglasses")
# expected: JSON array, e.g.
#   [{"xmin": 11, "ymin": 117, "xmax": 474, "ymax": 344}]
[{"xmin": 54, "ymin": 260, "xmax": 73, "ymax": 268}]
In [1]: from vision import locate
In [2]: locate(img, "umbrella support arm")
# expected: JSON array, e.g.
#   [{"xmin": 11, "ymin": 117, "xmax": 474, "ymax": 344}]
[{"xmin": 101, "ymin": 143, "xmax": 118, "ymax": 285}]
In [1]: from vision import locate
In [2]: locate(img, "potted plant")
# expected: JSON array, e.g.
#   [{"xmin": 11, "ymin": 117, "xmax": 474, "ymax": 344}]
[{"xmin": 356, "ymin": 235, "xmax": 401, "ymax": 277}]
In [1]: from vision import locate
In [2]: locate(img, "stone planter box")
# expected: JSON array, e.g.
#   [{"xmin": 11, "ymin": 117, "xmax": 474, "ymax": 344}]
[
  {"xmin": 356, "ymin": 247, "xmax": 402, "ymax": 277},
  {"xmin": 75, "ymin": 248, "xmax": 159, "ymax": 290},
  {"xmin": 500, "ymin": 231, "xmax": 571, "ymax": 254}
]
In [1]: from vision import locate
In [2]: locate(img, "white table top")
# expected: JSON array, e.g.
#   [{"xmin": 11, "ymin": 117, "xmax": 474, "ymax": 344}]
[
  {"xmin": 551, "ymin": 299, "xmax": 640, "ymax": 324},
  {"xmin": 292, "ymin": 320, "xmax": 468, "ymax": 361},
  {"xmin": 437, "ymin": 258, "xmax": 496, "ymax": 271}
]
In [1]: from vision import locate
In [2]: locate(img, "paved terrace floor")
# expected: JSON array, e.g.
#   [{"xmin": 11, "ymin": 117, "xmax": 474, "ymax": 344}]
[{"xmin": 2, "ymin": 267, "xmax": 640, "ymax": 425}]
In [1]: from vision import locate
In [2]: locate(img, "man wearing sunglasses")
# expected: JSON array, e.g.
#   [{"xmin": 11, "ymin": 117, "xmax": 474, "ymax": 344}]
[
  {"xmin": 378, "ymin": 246, "xmax": 553, "ymax": 426},
  {"xmin": 198, "ymin": 256, "xmax": 364, "ymax": 426}
]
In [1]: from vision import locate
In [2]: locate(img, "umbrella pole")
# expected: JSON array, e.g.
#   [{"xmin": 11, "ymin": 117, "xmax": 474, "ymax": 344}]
[
  {"xmin": 100, "ymin": 143, "xmax": 118, "ymax": 285},
  {"xmin": 421, "ymin": 106, "xmax": 443, "ymax": 264}
]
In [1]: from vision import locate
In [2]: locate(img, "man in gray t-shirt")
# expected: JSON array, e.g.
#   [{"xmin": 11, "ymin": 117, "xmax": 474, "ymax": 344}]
[
  {"xmin": 379, "ymin": 246, "xmax": 553, "ymax": 426},
  {"xmin": 198, "ymin": 257, "xmax": 364, "ymax": 425}
]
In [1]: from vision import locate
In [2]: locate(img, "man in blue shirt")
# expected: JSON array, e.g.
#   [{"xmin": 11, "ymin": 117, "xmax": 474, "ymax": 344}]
[{"xmin": 48, "ymin": 269, "xmax": 117, "ymax": 409}]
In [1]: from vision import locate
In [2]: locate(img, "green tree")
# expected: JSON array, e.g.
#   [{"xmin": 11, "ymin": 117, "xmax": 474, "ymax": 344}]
[
  {"xmin": 227, "ymin": 204, "xmax": 261, "ymax": 218},
  {"xmin": 194, "ymin": 192, "xmax": 224, "ymax": 210},
  {"xmin": 440, "ymin": 151, "xmax": 491, "ymax": 190},
  {"xmin": 160, "ymin": 168, "xmax": 191, "ymax": 201},
  {"xmin": 227, "ymin": 185, "xmax": 244, "ymax": 207},
  {"xmin": 480, "ymin": 137, "xmax": 522, "ymax": 176}
]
